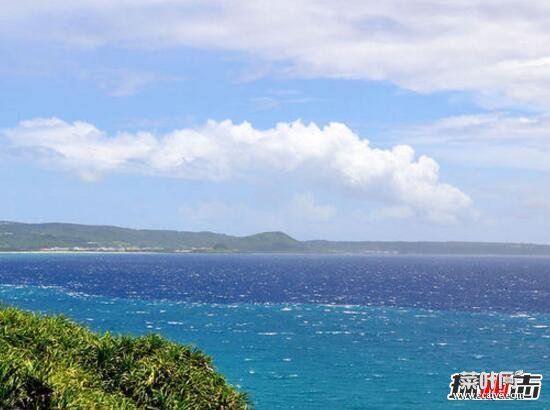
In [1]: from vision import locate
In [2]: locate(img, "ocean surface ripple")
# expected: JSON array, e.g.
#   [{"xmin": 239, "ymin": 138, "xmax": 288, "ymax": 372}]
[{"xmin": 0, "ymin": 253, "xmax": 548, "ymax": 409}]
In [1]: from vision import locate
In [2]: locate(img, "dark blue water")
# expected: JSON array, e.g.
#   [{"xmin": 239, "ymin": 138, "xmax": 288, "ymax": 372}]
[
  {"xmin": 1, "ymin": 253, "xmax": 549, "ymax": 312},
  {"xmin": 0, "ymin": 253, "xmax": 548, "ymax": 408}
]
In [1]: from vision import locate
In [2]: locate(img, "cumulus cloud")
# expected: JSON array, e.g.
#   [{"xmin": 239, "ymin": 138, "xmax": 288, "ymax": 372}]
[
  {"xmin": 3, "ymin": 1, "xmax": 550, "ymax": 108},
  {"xmin": 2, "ymin": 117, "xmax": 471, "ymax": 222}
]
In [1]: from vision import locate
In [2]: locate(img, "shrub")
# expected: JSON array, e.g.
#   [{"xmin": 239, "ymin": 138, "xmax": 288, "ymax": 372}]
[{"xmin": 0, "ymin": 306, "xmax": 248, "ymax": 409}]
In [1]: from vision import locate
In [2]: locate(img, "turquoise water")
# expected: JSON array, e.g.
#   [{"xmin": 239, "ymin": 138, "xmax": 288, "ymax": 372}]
[
  {"xmin": 0, "ymin": 253, "xmax": 548, "ymax": 408},
  {"xmin": 0, "ymin": 285, "xmax": 547, "ymax": 409}
]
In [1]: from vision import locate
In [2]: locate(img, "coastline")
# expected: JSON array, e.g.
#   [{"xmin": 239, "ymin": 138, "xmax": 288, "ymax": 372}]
[{"xmin": 2, "ymin": 250, "xmax": 550, "ymax": 257}]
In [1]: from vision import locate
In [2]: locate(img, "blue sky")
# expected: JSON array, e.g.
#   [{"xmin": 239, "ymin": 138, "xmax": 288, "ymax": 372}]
[{"xmin": 1, "ymin": 1, "xmax": 550, "ymax": 242}]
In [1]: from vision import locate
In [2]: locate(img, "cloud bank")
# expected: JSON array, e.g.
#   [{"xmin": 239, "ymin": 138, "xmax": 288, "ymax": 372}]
[
  {"xmin": 4, "ymin": 1, "xmax": 550, "ymax": 108},
  {"xmin": 2, "ymin": 118, "xmax": 471, "ymax": 222}
]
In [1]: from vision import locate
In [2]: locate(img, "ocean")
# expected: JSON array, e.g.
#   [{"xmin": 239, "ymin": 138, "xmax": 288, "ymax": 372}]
[{"xmin": 0, "ymin": 253, "xmax": 548, "ymax": 409}]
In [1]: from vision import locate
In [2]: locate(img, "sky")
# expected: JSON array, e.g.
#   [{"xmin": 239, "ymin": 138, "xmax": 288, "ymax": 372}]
[{"xmin": 1, "ymin": 1, "xmax": 550, "ymax": 243}]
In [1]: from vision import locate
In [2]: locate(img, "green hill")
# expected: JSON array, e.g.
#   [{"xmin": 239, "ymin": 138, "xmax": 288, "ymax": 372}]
[
  {"xmin": 0, "ymin": 306, "xmax": 248, "ymax": 409},
  {"xmin": 1, "ymin": 220, "xmax": 550, "ymax": 255},
  {"xmin": 0, "ymin": 221, "xmax": 300, "ymax": 252}
]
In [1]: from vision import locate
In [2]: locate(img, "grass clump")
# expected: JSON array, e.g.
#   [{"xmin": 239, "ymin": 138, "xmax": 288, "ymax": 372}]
[{"xmin": 0, "ymin": 306, "xmax": 248, "ymax": 409}]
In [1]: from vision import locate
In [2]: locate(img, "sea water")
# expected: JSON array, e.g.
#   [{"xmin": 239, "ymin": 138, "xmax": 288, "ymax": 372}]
[{"xmin": 0, "ymin": 253, "xmax": 548, "ymax": 409}]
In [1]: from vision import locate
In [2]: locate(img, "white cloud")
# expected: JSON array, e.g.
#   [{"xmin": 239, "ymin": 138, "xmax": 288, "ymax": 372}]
[
  {"xmin": 403, "ymin": 113, "xmax": 550, "ymax": 143},
  {"xmin": 3, "ymin": 1, "xmax": 550, "ymax": 108},
  {"xmin": 2, "ymin": 117, "xmax": 471, "ymax": 222},
  {"xmin": 398, "ymin": 113, "xmax": 550, "ymax": 172},
  {"xmin": 249, "ymin": 90, "xmax": 322, "ymax": 112}
]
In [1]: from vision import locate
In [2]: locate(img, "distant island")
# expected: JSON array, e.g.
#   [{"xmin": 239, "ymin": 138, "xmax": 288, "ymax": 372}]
[{"xmin": 1, "ymin": 221, "xmax": 549, "ymax": 255}]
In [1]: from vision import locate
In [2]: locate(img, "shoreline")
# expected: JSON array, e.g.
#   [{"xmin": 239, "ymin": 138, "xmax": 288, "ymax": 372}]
[{"xmin": 1, "ymin": 250, "xmax": 550, "ymax": 257}]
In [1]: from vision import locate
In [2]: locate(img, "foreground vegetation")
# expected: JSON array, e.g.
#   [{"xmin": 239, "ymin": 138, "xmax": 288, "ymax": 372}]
[{"xmin": 0, "ymin": 306, "xmax": 248, "ymax": 409}]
